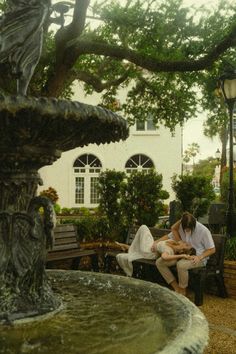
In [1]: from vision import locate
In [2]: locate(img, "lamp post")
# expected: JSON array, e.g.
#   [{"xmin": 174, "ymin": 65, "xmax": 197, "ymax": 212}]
[
  {"xmin": 218, "ymin": 69, "xmax": 236, "ymax": 238},
  {"xmin": 215, "ymin": 148, "xmax": 221, "ymax": 189},
  {"xmin": 215, "ymin": 148, "xmax": 221, "ymax": 161}
]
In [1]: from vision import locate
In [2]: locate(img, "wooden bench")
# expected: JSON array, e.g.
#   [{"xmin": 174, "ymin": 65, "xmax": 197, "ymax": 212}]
[
  {"xmin": 105, "ymin": 226, "xmax": 228, "ymax": 306},
  {"xmin": 46, "ymin": 224, "xmax": 99, "ymax": 271}
]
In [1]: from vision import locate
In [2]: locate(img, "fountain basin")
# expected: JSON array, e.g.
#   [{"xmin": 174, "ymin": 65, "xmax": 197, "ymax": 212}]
[{"xmin": 0, "ymin": 270, "xmax": 209, "ymax": 354}]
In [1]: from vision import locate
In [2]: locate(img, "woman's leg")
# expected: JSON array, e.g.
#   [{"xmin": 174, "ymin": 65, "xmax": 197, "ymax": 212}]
[
  {"xmin": 116, "ymin": 253, "xmax": 133, "ymax": 277},
  {"xmin": 129, "ymin": 225, "xmax": 155, "ymax": 256}
]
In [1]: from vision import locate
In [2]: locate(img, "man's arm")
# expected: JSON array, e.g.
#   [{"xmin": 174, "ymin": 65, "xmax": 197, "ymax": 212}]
[
  {"xmin": 171, "ymin": 220, "xmax": 182, "ymax": 241},
  {"xmin": 191, "ymin": 247, "xmax": 216, "ymax": 265}
]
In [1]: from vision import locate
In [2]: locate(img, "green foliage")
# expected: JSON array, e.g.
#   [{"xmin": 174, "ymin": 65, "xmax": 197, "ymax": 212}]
[
  {"xmin": 192, "ymin": 157, "xmax": 219, "ymax": 179},
  {"xmin": 1, "ymin": 0, "xmax": 236, "ymax": 131},
  {"xmin": 53, "ymin": 203, "xmax": 61, "ymax": 215},
  {"xmin": 121, "ymin": 170, "xmax": 169, "ymax": 227},
  {"xmin": 98, "ymin": 170, "xmax": 126, "ymax": 238},
  {"xmin": 171, "ymin": 174, "xmax": 215, "ymax": 217},
  {"xmin": 220, "ymin": 167, "xmax": 236, "ymax": 207},
  {"xmin": 82, "ymin": 0, "xmax": 236, "ymax": 130},
  {"xmin": 61, "ymin": 215, "xmax": 124, "ymax": 242},
  {"xmin": 60, "ymin": 207, "xmax": 72, "ymax": 215},
  {"xmin": 39, "ymin": 186, "xmax": 59, "ymax": 204},
  {"xmin": 183, "ymin": 143, "xmax": 200, "ymax": 164},
  {"xmin": 225, "ymin": 237, "xmax": 236, "ymax": 261},
  {"xmin": 97, "ymin": 169, "xmax": 169, "ymax": 231},
  {"xmin": 75, "ymin": 215, "xmax": 109, "ymax": 241},
  {"xmin": 59, "ymin": 207, "xmax": 95, "ymax": 216}
]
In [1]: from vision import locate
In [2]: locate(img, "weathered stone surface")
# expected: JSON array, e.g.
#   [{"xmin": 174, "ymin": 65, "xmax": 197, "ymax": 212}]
[
  {"xmin": 0, "ymin": 95, "xmax": 128, "ymax": 321},
  {"xmin": 0, "ymin": 95, "xmax": 129, "ymax": 170}
]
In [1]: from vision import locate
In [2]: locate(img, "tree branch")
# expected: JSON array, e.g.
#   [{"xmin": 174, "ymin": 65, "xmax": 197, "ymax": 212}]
[
  {"xmin": 68, "ymin": 69, "xmax": 131, "ymax": 92},
  {"xmin": 67, "ymin": 23, "xmax": 236, "ymax": 73},
  {"xmin": 71, "ymin": 0, "xmax": 90, "ymax": 36},
  {"xmin": 54, "ymin": 0, "xmax": 90, "ymax": 56}
]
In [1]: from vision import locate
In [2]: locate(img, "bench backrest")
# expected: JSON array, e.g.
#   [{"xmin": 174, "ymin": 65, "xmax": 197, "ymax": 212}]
[
  {"xmin": 49, "ymin": 224, "xmax": 79, "ymax": 252},
  {"xmin": 206, "ymin": 234, "xmax": 227, "ymax": 271}
]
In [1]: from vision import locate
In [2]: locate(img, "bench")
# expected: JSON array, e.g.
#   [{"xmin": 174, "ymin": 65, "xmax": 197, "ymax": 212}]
[
  {"xmin": 105, "ymin": 226, "xmax": 228, "ymax": 306},
  {"xmin": 104, "ymin": 227, "xmax": 170, "ymax": 273},
  {"xmin": 46, "ymin": 224, "xmax": 99, "ymax": 271}
]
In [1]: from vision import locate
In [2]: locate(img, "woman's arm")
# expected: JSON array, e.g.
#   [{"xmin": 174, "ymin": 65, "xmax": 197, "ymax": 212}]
[
  {"xmin": 171, "ymin": 220, "xmax": 182, "ymax": 241},
  {"xmin": 115, "ymin": 242, "xmax": 129, "ymax": 251}
]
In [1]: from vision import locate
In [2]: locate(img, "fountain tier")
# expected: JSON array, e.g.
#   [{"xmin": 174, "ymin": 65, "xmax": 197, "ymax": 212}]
[{"xmin": 0, "ymin": 95, "xmax": 129, "ymax": 321}]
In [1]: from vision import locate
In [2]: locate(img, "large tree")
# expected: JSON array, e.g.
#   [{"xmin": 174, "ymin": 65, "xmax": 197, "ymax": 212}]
[{"xmin": 1, "ymin": 0, "xmax": 236, "ymax": 130}]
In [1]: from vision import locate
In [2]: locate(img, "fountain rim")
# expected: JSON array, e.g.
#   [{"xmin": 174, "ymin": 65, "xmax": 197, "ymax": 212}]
[
  {"xmin": 0, "ymin": 270, "xmax": 208, "ymax": 353},
  {"xmin": 49, "ymin": 270, "xmax": 209, "ymax": 354},
  {"xmin": 0, "ymin": 94, "xmax": 129, "ymax": 128}
]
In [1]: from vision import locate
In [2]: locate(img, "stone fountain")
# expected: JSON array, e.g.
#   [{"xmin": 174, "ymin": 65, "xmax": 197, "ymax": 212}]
[
  {"xmin": 0, "ymin": 0, "xmax": 128, "ymax": 322},
  {"xmin": 0, "ymin": 1, "xmax": 209, "ymax": 353}
]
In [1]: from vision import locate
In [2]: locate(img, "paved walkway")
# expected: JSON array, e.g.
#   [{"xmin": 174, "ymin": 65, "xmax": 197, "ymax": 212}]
[{"xmin": 191, "ymin": 294, "xmax": 236, "ymax": 354}]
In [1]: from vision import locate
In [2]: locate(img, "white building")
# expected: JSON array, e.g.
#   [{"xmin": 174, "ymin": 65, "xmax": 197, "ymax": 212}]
[{"xmin": 38, "ymin": 87, "xmax": 182, "ymax": 208}]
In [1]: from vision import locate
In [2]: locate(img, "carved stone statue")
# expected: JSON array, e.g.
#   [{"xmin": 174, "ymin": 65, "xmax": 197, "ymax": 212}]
[{"xmin": 0, "ymin": 0, "xmax": 51, "ymax": 95}]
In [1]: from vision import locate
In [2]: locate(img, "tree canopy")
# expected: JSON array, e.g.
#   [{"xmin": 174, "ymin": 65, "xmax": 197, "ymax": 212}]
[
  {"xmin": 192, "ymin": 157, "xmax": 219, "ymax": 179},
  {"xmin": 0, "ymin": 0, "xmax": 236, "ymax": 130},
  {"xmin": 183, "ymin": 142, "xmax": 200, "ymax": 165}
]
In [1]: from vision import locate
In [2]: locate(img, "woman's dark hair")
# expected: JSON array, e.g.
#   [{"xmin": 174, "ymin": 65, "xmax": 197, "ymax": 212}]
[{"xmin": 181, "ymin": 212, "xmax": 196, "ymax": 231}]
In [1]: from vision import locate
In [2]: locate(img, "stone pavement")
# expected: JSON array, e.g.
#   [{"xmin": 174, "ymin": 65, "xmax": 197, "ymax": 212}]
[{"xmin": 191, "ymin": 294, "xmax": 236, "ymax": 354}]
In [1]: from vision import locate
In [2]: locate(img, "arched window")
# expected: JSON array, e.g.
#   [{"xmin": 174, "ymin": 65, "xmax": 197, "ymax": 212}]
[
  {"xmin": 73, "ymin": 154, "xmax": 102, "ymax": 206},
  {"xmin": 125, "ymin": 154, "xmax": 154, "ymax": 174}
]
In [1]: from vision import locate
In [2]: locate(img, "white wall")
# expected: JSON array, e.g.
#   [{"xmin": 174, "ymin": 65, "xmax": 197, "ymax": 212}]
[{"xmin": 38, "ymin": 84, "xmax": 182, "ymax": 207}]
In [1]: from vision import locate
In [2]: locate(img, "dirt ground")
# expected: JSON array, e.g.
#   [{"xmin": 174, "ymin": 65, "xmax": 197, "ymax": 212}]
[{"xmin": 190, "ymin": 294, "xmax": 236, "ymax": 354}]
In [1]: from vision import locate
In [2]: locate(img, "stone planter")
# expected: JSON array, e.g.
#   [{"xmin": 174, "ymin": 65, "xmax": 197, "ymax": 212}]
[{"xmin": 224, "ymin": 260, "xmax": 236, "ymax": 299}]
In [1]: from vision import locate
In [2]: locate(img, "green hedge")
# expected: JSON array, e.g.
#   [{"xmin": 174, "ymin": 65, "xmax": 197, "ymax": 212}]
[{"xmin": 60, "ymin": 215, "xmax": 127, "ymax": 242}]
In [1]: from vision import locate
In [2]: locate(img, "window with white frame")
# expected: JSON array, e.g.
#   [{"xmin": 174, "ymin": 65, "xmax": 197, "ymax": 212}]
[
  {"xmin": 125, "ymin": 154, "xmax": 154, "ymax": 174},
  {"xmin": 73, "ymin": 154, "xmax": 102, "ymax": 206},
  {"xmin": 136, "ymin": 114, "xmax": 156, "ymax": 131}
]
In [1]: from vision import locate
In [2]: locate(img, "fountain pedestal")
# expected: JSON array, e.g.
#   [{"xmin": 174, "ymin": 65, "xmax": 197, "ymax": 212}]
[{"xmin": 0, "ymin": 95, "xmax": 129, "ymax": 322}]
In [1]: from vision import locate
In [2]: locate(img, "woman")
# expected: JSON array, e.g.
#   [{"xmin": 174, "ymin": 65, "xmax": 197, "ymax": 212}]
[{"xmin": 116, "ymin": 225, "xmax": 194, "ymax": 277}]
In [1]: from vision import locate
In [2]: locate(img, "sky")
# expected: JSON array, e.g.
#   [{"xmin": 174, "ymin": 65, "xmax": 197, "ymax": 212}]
[{"xmin": 183, "ymin": 115, "xmax": 221, "ymax": 163}]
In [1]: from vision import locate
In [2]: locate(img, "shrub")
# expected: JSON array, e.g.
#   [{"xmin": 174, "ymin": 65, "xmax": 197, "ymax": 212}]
[
  {"xmin": 98, "ymin": 170, "xmax": 125, "ymax": 237},
  {"xmin": 225, "ymin": 237, "xmax": 236, "ymax": 261},
  {"xmin": 54, "ymin": 203, "xmax": 61, "ymax": 215},
  {"xmin": 171, "ymin": 174, "xmax": 215, "ymax": 218},
  {"xmin": 60, "ymin": 207, "xmax": 72, "ymax": 215},
  {"xmin": 220, "ymin": 167, "xmax": 236, "ymax": 207},
  {"xmin": 60, "ymin": 215, "xmax": 123, "ymax": 242},
  {"xmin": 121, "ymin": 170, "xmax": 169, "ymax": 227}
]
